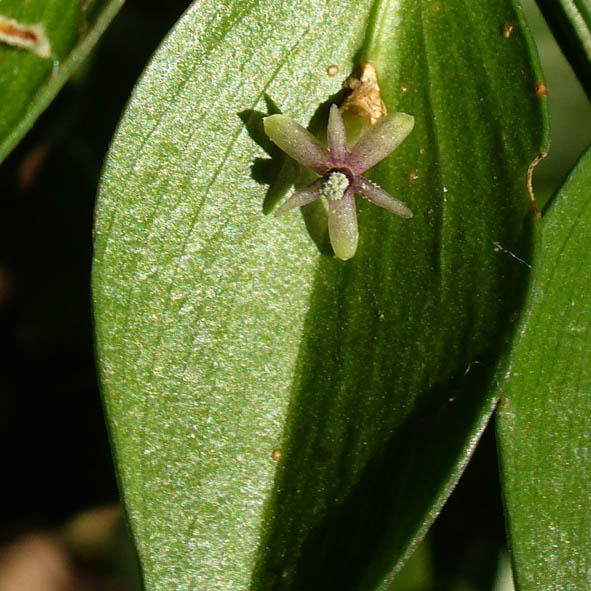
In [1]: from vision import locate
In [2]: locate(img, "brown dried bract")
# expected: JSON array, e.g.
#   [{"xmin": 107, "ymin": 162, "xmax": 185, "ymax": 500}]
[
  {"xmin": 341, "ymin": 62, "xmax": 387, "ymax": 125},
  {"xmin": 0, "ymin": 15, "xmax": 51, "ymax": 58}
]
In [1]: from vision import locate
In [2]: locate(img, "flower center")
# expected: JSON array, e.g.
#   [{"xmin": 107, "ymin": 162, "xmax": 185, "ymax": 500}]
[{"xmin": 321, "ymin": 171, "xmax": 350, "ymax": 201}]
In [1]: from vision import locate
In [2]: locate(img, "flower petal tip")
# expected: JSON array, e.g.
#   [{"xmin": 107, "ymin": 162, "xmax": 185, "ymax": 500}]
[
  {"xmin": 263, "ymin": 114, "xmax": 330, "ymax": 174},
  {"xmin": 347, "ymin": 111, "xmax": 416, "ymax": 173},
  {"xmin": 402, "ymin": 112, "xmax": 415, "ymax": 126},
  {"xmin": 262, "ymin": 114, "xmax": 288, "ymax": 140},
  {"xmin": 332, "ymin": 238, "xmax": 358, "ymax": 260},
  {"xmin": 335, "ymin": 247, "xmax": 356, "ymax": 261}
]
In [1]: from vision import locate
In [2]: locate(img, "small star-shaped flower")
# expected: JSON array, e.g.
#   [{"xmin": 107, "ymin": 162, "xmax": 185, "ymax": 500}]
[{"xmin": 263, "ymin": 104, "xmax": 414, "ymax": 260}]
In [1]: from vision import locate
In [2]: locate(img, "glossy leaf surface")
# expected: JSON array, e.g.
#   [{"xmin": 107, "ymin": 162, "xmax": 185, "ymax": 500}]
[
  {"xmin": 497, "ymin": 148, "xmax": 591, "ymax": 590},
  {"xmin": 92, "ymin": 0, "xmax": 547, "ymax": 588},
  {"xmin": 0, "ymin": 0, "xmax": 125, "ymax": 163}
]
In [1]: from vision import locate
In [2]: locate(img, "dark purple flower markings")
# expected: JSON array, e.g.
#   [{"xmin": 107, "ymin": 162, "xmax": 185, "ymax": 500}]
[{"xmin": 263, "ymin": 104, "xmax": 414, "ymax": 260}]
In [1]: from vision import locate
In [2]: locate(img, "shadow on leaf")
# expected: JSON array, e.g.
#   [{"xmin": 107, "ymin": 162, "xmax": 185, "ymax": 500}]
[
  {"xmin": 239, "ymin": 92, "xmax": 349, "ymax": 257},
  {"xmin": 238, "ymin": 95, "xmax": 297, "ymax": 215},
  {"xmin": 248, "ymin": 201, "xmax": 534, "ymax": 588},
  {"xmin": 251, "ymin": 345, "xmax": 497, "ymax": 590}
]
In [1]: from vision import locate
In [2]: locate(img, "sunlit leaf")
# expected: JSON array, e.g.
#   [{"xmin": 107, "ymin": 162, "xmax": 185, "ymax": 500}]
[{"xmin": 92, "ymin": 0, "xmax": 548, "ymax": 588}]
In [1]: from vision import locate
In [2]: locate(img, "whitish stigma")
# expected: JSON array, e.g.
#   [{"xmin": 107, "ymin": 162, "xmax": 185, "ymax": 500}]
[{"xmin": 321, "ymin": 172, "xmax": 349, "ymax": 201}]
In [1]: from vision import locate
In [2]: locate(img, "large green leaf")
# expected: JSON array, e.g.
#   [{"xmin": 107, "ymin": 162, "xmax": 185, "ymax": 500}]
[
  {"xmin": 497, "ymin": 147, "xmax": 591, "ymax": 590},
  {"xmin": 92, "ymin": 0, "xmax": 547, "ymax": 588},
  {"xmin": 0, "ymin": 0, "xmax": 125, "ymax": 164},
  {"xmin": 534, "ymin": 0, "xmax": 591, "ymax": 98}
]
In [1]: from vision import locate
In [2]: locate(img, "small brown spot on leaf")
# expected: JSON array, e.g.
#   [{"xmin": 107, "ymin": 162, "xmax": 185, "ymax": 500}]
[
  {"xmin": 271, "ymin": 448, "xmax": 281, "ymax": 461},
  {"xmin": 534, "ymin": 81, "xmax": 548, "ymax": 97},
  {"xmin": 326, "ymin": 64, "xmax": 339, "ymax": 77},
  {"xmin": 502, "ymin": 23, "xmax": 514, "ymax": 38},
  {"xmin": 408, "ymin": 169, "xmax": 419, "ymax": 182}
]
